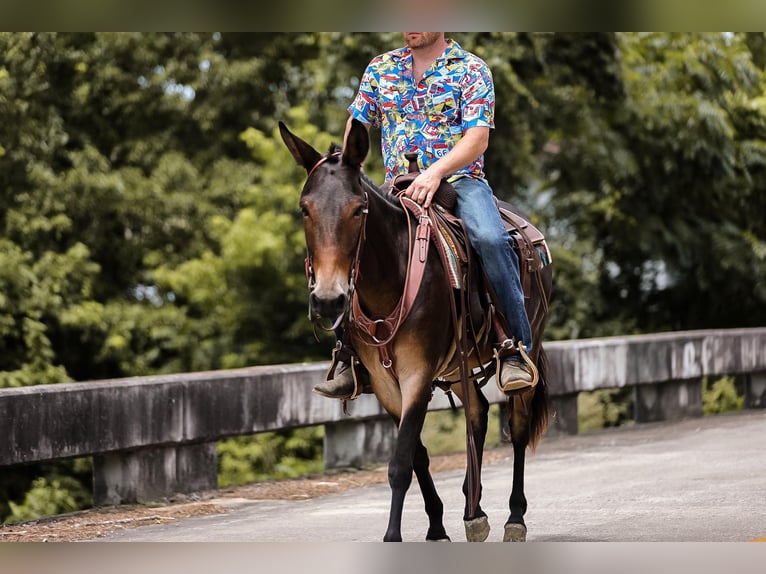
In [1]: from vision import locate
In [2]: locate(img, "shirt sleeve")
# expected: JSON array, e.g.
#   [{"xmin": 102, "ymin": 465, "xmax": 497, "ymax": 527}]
[
  {"xmin": 460, "ymin": 57, "xmax": 495, "ymax": 130},
  {"xmin": 347, "ymin": 60, "xmax": 381, "ymax": 128}
]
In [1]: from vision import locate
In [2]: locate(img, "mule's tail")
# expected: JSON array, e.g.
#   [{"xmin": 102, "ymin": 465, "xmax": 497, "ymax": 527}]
[{"xmin": 529, "ymin": 345, "xmax": 551, "ymax": 450}]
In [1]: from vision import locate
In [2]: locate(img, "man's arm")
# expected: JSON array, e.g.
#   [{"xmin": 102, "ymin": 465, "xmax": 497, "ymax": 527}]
[{"xmin": 407, "ymin": 126, "xmax": 489, "ymax": 209}]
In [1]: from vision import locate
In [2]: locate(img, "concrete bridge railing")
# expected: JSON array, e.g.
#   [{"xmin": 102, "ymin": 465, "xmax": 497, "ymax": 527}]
[{"xmin": 1, "ymin": 328, "xmax": 764, "ymax": 506}]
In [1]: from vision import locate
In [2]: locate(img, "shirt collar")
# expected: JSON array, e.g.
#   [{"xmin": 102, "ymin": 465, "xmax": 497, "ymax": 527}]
[
  {"xmin": 394, "ymin": 38, "xmax": 467, "ymax": 69},
  {"xmin": 441, "ymin": 39, "xmax": 466, "ymax": 63}
]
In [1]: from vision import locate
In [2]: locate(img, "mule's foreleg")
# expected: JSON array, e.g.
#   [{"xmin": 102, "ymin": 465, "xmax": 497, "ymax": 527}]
[
  {"xmin": 384, "ymin": 401, "xmax": 429, "ymax": 542},
  {"xmin": 412, "ymin": 440, "xmax": 450, "ymax": 541}
]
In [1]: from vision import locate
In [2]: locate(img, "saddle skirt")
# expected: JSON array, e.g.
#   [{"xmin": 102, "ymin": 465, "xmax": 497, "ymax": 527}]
[{"xmin": 496, "ymin": 200, "xmax": 553, "ymax": 296}]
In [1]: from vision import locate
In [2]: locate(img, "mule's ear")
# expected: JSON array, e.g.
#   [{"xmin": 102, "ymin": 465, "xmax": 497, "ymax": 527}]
[
  {"xmin": 278, "ymin": 121, "xmax": 322, "ymax": 173},
  {"xmin": 342, "ymin": 118, "xmax": 369, "ymax": 169}
]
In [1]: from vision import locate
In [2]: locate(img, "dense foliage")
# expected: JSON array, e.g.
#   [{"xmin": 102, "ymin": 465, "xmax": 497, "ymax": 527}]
[{"xmin": 2, "ymin": 33, "xmax": 764, "ymax": 522}]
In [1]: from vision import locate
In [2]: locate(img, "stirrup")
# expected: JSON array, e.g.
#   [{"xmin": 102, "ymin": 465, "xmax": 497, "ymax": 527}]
[
  {"xmin": 322, "ymin": 342, "xmax": 370, "ymax": 401},
  {"xmin": 494, "ymin": 340, "xmax": 539, "ymax": 394},
  {"xmin": 315, "ymin": 364, "xmax": 357, "ymax": 400}
]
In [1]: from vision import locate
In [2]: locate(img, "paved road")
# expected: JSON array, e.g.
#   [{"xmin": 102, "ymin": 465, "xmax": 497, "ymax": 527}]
[{"xmin": 97, "ymin": 410, "xmax": 766, "ymax": 542}]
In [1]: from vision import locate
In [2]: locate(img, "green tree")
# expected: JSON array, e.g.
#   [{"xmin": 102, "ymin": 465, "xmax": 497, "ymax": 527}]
[
  {"xmin": 472, "ymin": 33, "xmax": 766, "ymax": 336},
  {"xmin": 2, "ymin": 32, "xmax": 765, "ymax": 522}
]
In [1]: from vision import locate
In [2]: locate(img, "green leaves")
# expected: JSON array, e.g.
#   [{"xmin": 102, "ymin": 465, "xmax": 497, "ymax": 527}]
[
  {"xmin": 2, "ymin": 30, "xmax": 766, "ymax": 523},
  {"xmin": 529, "ymin": 33, "xmax": 766, "ymax": 333},
  {"xmin": 5, "ymin": 478, "xmax": 79, "ymax": 524},
  {"xmin": 1, "ymin": 31, "xmax": 763, "ymax": 385},
  {"xmin": 0, "ymin": 239, "xmax": 97, "ymax": 386},
  {"xmin": 217, "ymin": 429, "xmax": 324, "ymax": 487}
]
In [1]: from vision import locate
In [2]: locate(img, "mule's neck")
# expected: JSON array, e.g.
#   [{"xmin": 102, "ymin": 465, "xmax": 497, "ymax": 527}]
[{"xmin": 355, "ymin": 184, "xmax": 410, "ymax": 313}]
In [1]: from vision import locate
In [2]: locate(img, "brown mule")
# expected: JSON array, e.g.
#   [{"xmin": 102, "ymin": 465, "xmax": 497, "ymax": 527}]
[{"xmin": 280, "ymin": 118, "xmax": 553, "ymax": 542}]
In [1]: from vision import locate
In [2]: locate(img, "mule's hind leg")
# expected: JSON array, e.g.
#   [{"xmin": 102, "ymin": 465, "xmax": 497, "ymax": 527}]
[
  {"xmin": 452, "ymin": 382, "xmax": 491, "ymax": 542},
  {"xmin": 504, "ymin": 390, "xmax": 534, "ymax": 542},
  {"xmin": 412, "ymin": 440, "xmax": 450, "ymax": 541}
]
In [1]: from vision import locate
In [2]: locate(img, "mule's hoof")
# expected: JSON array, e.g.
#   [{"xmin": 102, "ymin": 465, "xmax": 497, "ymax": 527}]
[
  {"xmin": 503, "ymin": 522, "xmax": 527, "ymax": 542},
  {"xmin": 464, "ymin": 516, "xmax": 490, "ymax": 542},
  {"xmin": 426, "ymin": 527, "xmax": 451, "ymax": 542}
]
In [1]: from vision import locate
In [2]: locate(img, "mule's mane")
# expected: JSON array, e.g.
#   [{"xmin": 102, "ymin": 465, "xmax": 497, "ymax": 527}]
[
  {"xmin": 327, "ymin": 143, "xmax": 342, "ymax": 157},
  {"xmin": 360, "ymin": 172, "xmax": 400, "ymax": 208}
]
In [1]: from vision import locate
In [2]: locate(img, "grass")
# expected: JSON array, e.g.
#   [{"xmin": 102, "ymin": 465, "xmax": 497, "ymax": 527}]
[{"xmin": 421, "ymin": 404, "xmax": 504, "ymax": 456}]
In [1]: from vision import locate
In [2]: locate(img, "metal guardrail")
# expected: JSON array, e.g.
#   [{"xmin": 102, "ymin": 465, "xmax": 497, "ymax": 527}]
[{"xmin": 1, "ymin": 328, "xmax": 764, "ymax": 505}]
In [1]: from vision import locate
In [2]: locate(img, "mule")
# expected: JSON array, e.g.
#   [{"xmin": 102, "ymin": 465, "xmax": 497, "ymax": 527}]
[{"xmin": 279, "ymin": 118, "xmax": 552, "ymax": 542}]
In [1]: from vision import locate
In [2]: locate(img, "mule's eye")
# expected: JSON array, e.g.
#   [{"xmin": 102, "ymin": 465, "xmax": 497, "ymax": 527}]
[
  {"xmin": 299, "ymin": 205, "xmax": 310, "ymax": 218},
  {"xmin": 353, "ymin": 205, "xmax": 366, "ymax": 218}
]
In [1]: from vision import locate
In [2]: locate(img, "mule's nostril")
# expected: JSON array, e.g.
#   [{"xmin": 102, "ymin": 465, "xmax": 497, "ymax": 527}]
[
  {"xmin": 331, "ymin": 293, "xmax": 347, "ymax": 312},
  {"xmin": 309, "ymin": 292, "xmax": 320, "ymax": 317},
  {"xmin": 310, "ymin": 291, "xmax": 348, "ymax": 319}
]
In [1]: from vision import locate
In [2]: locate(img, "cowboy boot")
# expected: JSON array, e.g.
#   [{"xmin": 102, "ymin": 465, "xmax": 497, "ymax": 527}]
[
  {"xmin": 313, "ymin": 342, "xmax": 372, "ymax": 400},
  {"xmin": 313, "ymin": 361, "xmax": 357, "ymax": 399},
  {"xmin": 498, "ymin": 358, "xmax": 534, "ymax": 392},
  {"xmin": 496, "ymin": 340, "xmax": 539, "ymax": 394}
]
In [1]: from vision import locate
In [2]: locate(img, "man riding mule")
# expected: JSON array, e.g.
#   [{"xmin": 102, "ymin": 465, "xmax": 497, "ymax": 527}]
[
  {"xmin": 315, "ymin": 32, "xmax": 536, "ymax": 400},
  {"xmin": 279, "ymin": 33, "xmax": 553, "ymax": 543},
  {"xmin": 279, "ymin": 115, "xmax": 552, "ymax": 541}
]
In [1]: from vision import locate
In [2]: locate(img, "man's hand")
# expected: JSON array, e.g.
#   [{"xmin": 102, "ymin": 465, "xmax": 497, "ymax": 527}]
[
  {"xmin": 405, "ymin": 169, "xmax": 441, "ymax": 209},
  {"xmin": 401, "ymin": 126, "xmax": 489, "ymax": 209}
]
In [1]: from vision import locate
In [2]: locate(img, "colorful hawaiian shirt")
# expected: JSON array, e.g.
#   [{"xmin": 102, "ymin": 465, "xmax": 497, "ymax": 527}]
[{"xmin": 348, "ymin": 39, "xmax": 495, "ymax": 181}]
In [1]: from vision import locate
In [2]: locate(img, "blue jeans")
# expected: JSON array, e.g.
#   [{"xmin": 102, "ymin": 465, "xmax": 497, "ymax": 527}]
[{"xmin": 452, "ymin": 177, "xmax": 533, "ymax": 353}]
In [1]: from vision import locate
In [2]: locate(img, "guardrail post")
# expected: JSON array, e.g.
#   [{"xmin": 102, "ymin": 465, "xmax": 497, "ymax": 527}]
[
  {"xmin": 745, "ymin": 372, "xmax": 766, "ymax": 409},
  {"xmin": 92, "ymin": 443, "xmax": 218, "ymax": 505},
  {"xmin": 547, "ymin": 393, "xmax": 579, "ymax": 435},
  {"xmin": 634, "ymin": 379, "xmax": 703, "ymax": 423},
  {"xmin": 323, "ymin": 418, "xmax": 396, "ymax": 470}
]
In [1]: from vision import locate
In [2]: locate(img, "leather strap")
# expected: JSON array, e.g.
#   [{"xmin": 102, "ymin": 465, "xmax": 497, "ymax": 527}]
[
  {"xmin": 441, "ymin": 211, "xmax": 481, "ymax": 518},
  {"xmin": 350, "ymin": 195, "xmax": 432, "ymax": 375},
  {"xmin": 306, "ymin": 151, "xmax": 340, "ymax": 180}
]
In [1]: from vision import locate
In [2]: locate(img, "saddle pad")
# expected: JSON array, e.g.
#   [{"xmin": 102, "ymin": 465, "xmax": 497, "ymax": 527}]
[
  {"xmin": 430, "ymin": 202, "xmax": 551, "ymax": 293},
  {"xmin": 536, "ymin": 242, "xmax": 552, "ymax": 266},
  {"xmin": 434, "ymin": 218, "xmax": 463, "ymax": 289}
]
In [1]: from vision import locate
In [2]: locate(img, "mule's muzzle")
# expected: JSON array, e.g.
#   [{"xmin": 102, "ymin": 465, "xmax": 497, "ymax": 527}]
[{"xmin": 309, "ymin": 291, "xmax": 348, "ymax": 323}]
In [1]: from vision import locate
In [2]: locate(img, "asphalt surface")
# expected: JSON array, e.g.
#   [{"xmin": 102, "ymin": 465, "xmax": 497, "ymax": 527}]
[{"xmin": 96, "ymin": 410, "xmax": 766, "ymax": 542}]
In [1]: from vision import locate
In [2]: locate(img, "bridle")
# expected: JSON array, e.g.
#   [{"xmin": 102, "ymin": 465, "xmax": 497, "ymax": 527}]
[
  {"xmin": 303, "ymin": 152, "xmax": 369, "ymax": 334},
  {"xmin": 302, "ymin": 153, "xmax": 432, "ymax": 376}
]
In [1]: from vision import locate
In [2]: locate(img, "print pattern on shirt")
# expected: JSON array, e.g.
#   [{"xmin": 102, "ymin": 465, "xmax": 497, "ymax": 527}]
[{"xmin": 348, "ymin": 40, "xmax": 495, "ymax": 180}]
